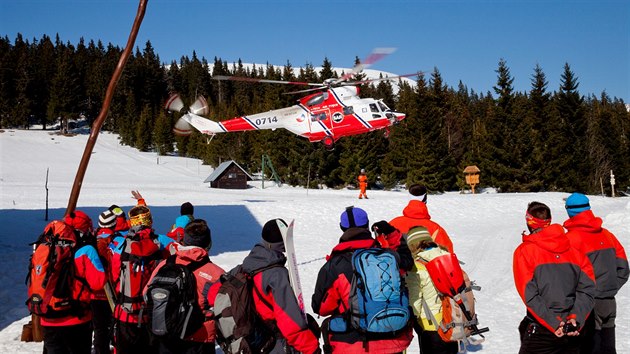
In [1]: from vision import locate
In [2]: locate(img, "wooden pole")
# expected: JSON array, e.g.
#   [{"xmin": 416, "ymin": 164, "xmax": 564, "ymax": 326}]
[{"xmin": 65, "ymin": 0, "xmax": 149, "ymax": 215}]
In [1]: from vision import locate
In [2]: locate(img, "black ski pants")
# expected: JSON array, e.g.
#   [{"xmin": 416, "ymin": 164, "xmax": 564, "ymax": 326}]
[
  {"xmin": 518, "ymin": 316, "xmax": 580, "ymax": 354},
  {"xmin": 113, "ymin": 320, "xmax": 156, "ymax": 354},
  {"xmin": 91, "ymin": 300, "xmax": 112, "ymax": 354},
  {"xmin": 43, "ymin": 321, "xmax": 92, "ymax": 354}
]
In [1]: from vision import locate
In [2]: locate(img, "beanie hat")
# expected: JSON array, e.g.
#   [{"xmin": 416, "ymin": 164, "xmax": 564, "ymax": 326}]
[
  {"xmin": 180, "ymin": 202, "xmax": 194, "ymax": 216},
  {"xmin": 183, "ymin": 219, "xmax": 212, "ymax": 249},
  {"xmin": 526, "ymin": 202, "xmax": 551, "ymax": 232},
  {"xmin": 565, "ymin": 193, "xmax": 591, "ymax": 217},
  {"xmin": 406, "ymin": 226, "xmax": 433, "ymax": 255},
  {"xmin": 109, "ymin": 204, "xmax": 125, "ymax": 217},
  {"xmin": 262, "ymin": 219, "xmax": 287, "ymax": 244},
  {"xmin": 340, "ymin": 206, "xmax": 369, "ymax": 231},
  {"xmin": 64, "ymin": 210, "xmax": 94, "ymax": 236},
  {"xmin": 129, "ymin": 205, "xmax": 152, "ymax": 227},
  {"xmin": 98, "ymin": 209, "xmax": 117, "ymax": 229},
  {"xmin": 409, "ymin": 184, "xmax": 428, "ymax": 203}
]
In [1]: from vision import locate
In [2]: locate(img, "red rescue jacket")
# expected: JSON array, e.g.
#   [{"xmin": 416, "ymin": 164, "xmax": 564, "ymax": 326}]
[{"xmin": 390, "ymin": 200, "xmax": 454, "ymax": 253}]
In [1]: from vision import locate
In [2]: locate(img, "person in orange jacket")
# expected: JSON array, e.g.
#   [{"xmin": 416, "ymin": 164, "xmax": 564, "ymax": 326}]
[
  {"xmin": 357, "ymin": 169, "xmax": 368, "ymax": 199},
  {"xmin": 563, "ymin": 193, "xmax": 629, "ymax": 354},
  {"xmin": 389, "ymin": 184, "xmax": 454, "ymax": 253},
  {"xmin": 513, "ymin": 201, "xmax": 596, "ymax": 353}
]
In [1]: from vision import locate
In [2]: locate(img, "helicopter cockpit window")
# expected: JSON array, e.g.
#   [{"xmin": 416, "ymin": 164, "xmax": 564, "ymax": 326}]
[
  {"xmin": 343, "ymin": 106, "xmax": 354, "ymax": 115},
  {"xmin": 311, "ymin": 112, "xmax": 327, "ymax": 122},
  {"xmin": 306, "ymin": 92, "xmax": 328, "ymax": 106},
  {"xmin": 369, "ymin": 103, "xmax": 379, "ymax": 113},
  {"xmin": 378, "ymin": 102, "xmax": 390, "ymax": 112}
]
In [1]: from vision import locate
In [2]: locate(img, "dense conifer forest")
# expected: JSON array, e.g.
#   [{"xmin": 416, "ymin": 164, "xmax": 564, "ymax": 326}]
[{"xmin": 1, "ymin": 34, "xmax": 628, "ymax": 193}]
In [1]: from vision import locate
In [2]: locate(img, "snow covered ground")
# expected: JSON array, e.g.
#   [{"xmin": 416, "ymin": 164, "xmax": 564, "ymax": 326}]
[{"xmin": 1, "ymin": 129, "xmax": 629, "ymax": 353}]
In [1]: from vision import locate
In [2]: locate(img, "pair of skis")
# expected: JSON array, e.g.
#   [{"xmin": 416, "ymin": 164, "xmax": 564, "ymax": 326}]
[{"xmin": 277, "ymin": 219, "xmax": 307, "ymax": 321}]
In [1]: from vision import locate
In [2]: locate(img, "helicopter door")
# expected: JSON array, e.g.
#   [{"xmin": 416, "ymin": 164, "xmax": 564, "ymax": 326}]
[{"xmin": 308, "ymin": 108, "xmax": 332, "ymax": 136}]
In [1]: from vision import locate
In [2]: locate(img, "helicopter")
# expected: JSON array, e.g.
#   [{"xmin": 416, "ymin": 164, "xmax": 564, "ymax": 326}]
[{"xmin": 166, "ymin": 48, "xmax": 417, "ymax": 149}]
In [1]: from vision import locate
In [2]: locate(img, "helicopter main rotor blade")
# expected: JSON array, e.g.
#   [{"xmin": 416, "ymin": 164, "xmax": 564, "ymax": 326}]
[
  {"xmin": 348, "ymin": 72, "xmax": 420, "ymax": 86},
  {"xmin": 334, "ymin": 47, "xmax": 397, "ymax": 84},
  {"xmin": 282, "ymin": 86, "xmax": 328, "ymax": 95},
  {"xmin": 213, "ymin": 75, "xmax": 322, "ymax": 87}
]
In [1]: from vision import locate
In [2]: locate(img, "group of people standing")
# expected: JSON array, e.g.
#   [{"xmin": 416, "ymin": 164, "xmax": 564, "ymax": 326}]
[
  {"xmin": 513, "ymin": 193, "xmax": 629, "ymax": 354},
  {"xmin": 30, "ymin": 187, "xmax": 628, "ymax": 354}
]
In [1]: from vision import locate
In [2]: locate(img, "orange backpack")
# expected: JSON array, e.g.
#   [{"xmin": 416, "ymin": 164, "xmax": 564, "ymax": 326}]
[{"xmin": 26, "ymin": 221, "xmax": 88, "ymax": 318}]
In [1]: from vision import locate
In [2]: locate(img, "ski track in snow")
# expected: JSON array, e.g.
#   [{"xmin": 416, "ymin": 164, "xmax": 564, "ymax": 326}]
[{"xmin": 1, "ymin": 129, "xmax": 629, "ymax": 353}]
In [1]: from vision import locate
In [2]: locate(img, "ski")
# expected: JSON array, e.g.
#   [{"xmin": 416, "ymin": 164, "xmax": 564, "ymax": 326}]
[{"xmin": 280, "ymin": 219, "xmax": 306, "ymax": 320}]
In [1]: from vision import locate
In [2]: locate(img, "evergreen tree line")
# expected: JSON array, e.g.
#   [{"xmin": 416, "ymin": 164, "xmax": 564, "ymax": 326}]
[{"xmin": 1, "ymin": 34, "xmax": 628, "ymax": 193}]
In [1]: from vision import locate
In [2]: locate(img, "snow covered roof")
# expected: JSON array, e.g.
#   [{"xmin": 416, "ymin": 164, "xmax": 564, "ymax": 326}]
[{"xmin": 203, "ymin": 160, "xmax": 253, "ymax": 183}]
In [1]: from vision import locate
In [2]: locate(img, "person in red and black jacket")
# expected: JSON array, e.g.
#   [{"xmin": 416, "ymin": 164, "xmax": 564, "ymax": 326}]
[
  {"xmin": 563, "ymin": 193, "xmax": 629, "ymax": 354},
  {"xmin": 40, "ymin": 212, "xmax": 106, "ymax": 354},
  {"xmin": 513, "ymin": 202, "xmax": 596, "ymax": 354},
  {"xmin": 146, "ymin": 219, "xmax": 225, "ymax": 354},
  {"xmin": 312, "ymin": 207, "xmax": 413, "ymax": 353},
  {"xmin": 241, "ymin": 218, "xmax": 320, "ymax": 354}
]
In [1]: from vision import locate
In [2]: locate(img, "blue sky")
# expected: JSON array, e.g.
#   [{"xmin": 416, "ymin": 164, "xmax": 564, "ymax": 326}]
[{"xmin": 1, "ymin": 0, "xmax": 628, "ymax": 101}]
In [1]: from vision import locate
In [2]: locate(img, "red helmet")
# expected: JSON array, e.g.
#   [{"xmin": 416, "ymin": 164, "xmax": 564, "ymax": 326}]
[{"xmin": 64, "ymin": 210, "xmax": 94, "ymax": 236}]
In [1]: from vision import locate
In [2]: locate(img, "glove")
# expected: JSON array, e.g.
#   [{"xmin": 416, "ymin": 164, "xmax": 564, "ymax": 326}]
[{"xmin": 371, "ymin": 220, "xmax": 396, "ymax": 235}]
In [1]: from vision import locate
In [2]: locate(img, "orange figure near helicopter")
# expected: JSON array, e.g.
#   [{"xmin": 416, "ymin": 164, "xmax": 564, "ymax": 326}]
[{"xmin": 166, "ymin": 48, "xmax": 418, "ymax": 149}]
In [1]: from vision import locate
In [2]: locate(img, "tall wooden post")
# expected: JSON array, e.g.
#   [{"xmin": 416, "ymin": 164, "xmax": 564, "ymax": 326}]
[{"xmin": 65, "ymin": 0, "xmax": 149, "ymax": 215}]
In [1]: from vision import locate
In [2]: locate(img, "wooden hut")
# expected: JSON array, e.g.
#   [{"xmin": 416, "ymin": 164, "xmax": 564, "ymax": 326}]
[{"xmin": 204, "ymin": 160, "xmax": 253, "ymax": 189}]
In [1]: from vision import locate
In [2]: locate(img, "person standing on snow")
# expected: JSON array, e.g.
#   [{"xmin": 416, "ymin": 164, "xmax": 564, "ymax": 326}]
[
  {"xmin": 240, "ymin": 218, "xmax": 321, "ymax": 354},
  {"xmin": 390, "ymin": 183, "xmax": 454, "ymax": 253},
  {"xmin": 563, "ymin": 193, "xmax": 629, "ymax": 354},
  {"xmin": 312, "ymin": 207, "xmax": 413, "ymax": 353},
  {"xmin": 513, "ymin": 202, "xmax": 596, "ymax": 354},
  {"xmin": 145, "ymin": 219, "xmax": 225, "ymax": 354},
  {"xmin": 39, "ymin": 212, "xmax": 106, "ymax": 354},
  {"xmin": 167, "ymin": 202, "xmax": 195, "ymax": 242},
  {"xmin": 357, "ymin": 169, "xmax": 368, "ymax": 199}
]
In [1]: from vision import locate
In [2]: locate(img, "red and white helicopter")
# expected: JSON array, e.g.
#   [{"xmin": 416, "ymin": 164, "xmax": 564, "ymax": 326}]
[{"xmin": 166, "ymin": 48, "xmax": 417, "ymax": 149}]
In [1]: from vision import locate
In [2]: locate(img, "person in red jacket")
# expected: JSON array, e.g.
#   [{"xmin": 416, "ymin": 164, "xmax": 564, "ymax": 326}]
[
  {"xmin": 146, "ymin": 219, "xmax": 225, "ymax": 354},
  {"xmin": 41, "ymin": 212, "xmax": 106, "ymax": 354},
  {"xmin": 390, "ymin": 184, "xmax": 454, "ymax": 253},
  {"xmin": 312, "ymin": 207, "xmax": 413, "ymax": 353},
  {"xmin": 357, "ymin": 169, "xmax": 368, "ymax": 199},
  {"xmin": 563, "ymin": 193, "xmax": 629, "ymax": 354},
  {"xmin": 513, "ymin": 201, "xmax": 596, "ymax": 354},
  {"xmin": 241, "ymin": 219, "xmax": 320, "ymax": 354}
]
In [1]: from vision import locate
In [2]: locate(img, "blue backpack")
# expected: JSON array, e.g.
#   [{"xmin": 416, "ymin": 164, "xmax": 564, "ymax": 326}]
[{"xmin": 348, "ymin": 248, "xmax": 410, "ymax": 333}]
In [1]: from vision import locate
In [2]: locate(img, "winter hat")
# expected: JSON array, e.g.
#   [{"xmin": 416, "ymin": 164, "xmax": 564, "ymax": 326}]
[
  {"xmin": 526, "ymin": 202, "xmax": 551, "ymax": 232},
  {"xmin": 180, "ymin": 202, "xmax": 194, "ymax": 216},
  {"xmin": 64, "ymin": 210, "xmax": 94, "ymax": 236},
  {"xmin": 98, "ymin": 209, "xmax": 117, "ymax": 229},
  {"xmin": 129, "ymin": 205, "xmax": 152, "ymax": 227},
  {"xmin": 109, "ymin": 204, "xmax": 124, "ymax": 217},
  {"xmin": 565, "ymin": 193, "xmax": 591, "ymax": 218},
  {"xmin": 183, "ymin": 219, "xmax": 212, "ymax": 249},
  {"xmin": 340, "ymin": 206, "xmax": 369, "ymax": 231},
  {"xmin": 406, "ymin": 226, "xmax": 433, "ymax": 255},
  {"xmin": 409, "ymin": 184, "xmax": 428, "ymax": 203},
  {"xmin": 262, "ymin": 219, "xmax": 287, "ymax": 244}
]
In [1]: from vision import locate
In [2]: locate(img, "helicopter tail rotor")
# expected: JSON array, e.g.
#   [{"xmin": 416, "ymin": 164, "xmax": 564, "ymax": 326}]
[
  {"xmin": 189, "ymin": 96, "xmax": 209, "ymax": 116},
  {"xmin": 173, "ymin": 117, "xmax": 193, "ymax": 136},
  {"xmin": 165, "ymin": 93, "xmax": 185, "ymax": 113}
]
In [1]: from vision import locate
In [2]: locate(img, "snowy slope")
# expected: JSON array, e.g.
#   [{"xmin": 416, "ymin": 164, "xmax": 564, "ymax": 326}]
[{"xmin": 1, "ymin": 129, "xmax": 629, "ymax": 353}]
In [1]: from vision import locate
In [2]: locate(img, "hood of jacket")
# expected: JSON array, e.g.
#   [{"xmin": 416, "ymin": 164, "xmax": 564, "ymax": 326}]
[
  {"xmin": 402, "ymin": 200, "xmax": 431, "ymax": 220},
  {"xmin": 329, "ymin": 228, "xmax": 376, "ymax": 255},
  {"xmin": 415, "ymin": 245, "xmax": 449, "ymax": 262},
  {"xmin": 522, "ymin": 223, "xmax": 570, "ymax": 253},
  {"xmin": 174, "ymin": 214, "xmax": 193, "ymax": 229},
  {"xmin": 563, "ymin": 210, "xmax": 603, "ymax": 233},
  {"xmin": 175, "ymin": 245, "xmax": 209, "ymax": 264},
  {"xmin": 242, "ymin": 243, "xmax": 287, "ymax": 273}
]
